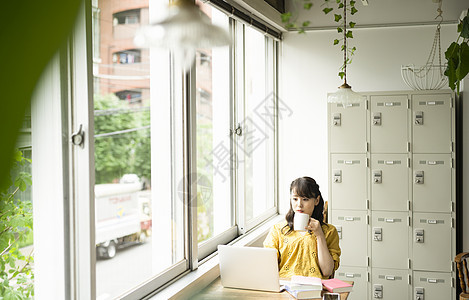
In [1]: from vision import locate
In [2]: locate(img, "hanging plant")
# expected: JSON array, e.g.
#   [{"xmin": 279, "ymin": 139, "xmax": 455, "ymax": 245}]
[
  {"xmin": 444, "ymin": 15, "xmax": 469, "ymax": 95},
  {"xmin": 281, "ymin": 0, "xmax": 359, "ymax": 80}
]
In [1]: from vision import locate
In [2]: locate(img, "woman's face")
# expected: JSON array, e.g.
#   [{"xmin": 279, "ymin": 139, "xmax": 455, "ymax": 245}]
[{"xmin": 290, "ymin": 189, "xmax": 319, "ymax": 217}]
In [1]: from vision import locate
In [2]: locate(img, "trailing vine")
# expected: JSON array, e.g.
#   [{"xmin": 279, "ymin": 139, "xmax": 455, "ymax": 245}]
[{"xmin": 281, "ymin": 0, "xmax": 359, "ymax": 80}]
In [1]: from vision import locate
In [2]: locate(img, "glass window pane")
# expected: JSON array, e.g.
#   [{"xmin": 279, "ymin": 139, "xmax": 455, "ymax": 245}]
[
  {"xmin": 244, "ymin": 27, "xmax": 276, "ymax": 221},
  {"xmin": 93, "ymin": 0, "xmax": 185, "ymax": 297},
  {"xmin": 195, "ymin": 2, "xmax": 233, "ymax": 245}
]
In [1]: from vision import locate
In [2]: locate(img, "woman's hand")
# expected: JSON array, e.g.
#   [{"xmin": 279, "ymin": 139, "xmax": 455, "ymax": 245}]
[
  {"xmin": 307, "ymin": 218, "xmax": 335, "ymax": 277},
  {"xmin": 306, "ymin": 218, "xmax": 324, "ymax": 237}
]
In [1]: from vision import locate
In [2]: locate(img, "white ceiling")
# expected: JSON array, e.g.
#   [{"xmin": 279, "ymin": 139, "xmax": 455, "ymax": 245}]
[{"xmin": 287, "ymin": 0, "xmax": 467, "ymax": 29}]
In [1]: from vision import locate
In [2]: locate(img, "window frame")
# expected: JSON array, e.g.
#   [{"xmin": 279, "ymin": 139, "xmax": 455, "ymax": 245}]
[{"xmin": 32, "ymin": 0, "xmax": 281, "ymax": 298}]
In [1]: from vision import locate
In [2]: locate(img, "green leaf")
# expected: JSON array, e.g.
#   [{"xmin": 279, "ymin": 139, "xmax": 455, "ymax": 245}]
[
  {"xmin": 298, "ymin": 28, "xmax": 305, "ymax": 34},
  {"xmin": 334, "ymin": 39, "xmax": 340, "ymax": 45},
  {"xmin": 350, "ymin": 0, "xmax": 356, "ymax": 6},
  {"xmin": 334, "ymin": 14, "xmax": 342, "ymax": 22},
  {"xmin": 460, "ymin": 16, "xmax": 469, "ymax": 39},
  {"xmin": 339, "ymin": 72, "xmax": 346, "ymax": 79},
  {"xmin": 336, "ymin": 0, "xmax": 341, "ymax": 3},
  {"xmin": 302, "ymin": 21, "xmax": 311, "ymax": 27},
  {"xmin": 351, "ymin": 6, "xmax": 358, "ymax": 15},
  {"xmin": 338, "ymin": 3, "xmax": 344, "ymax": 8},
  {"xmin": 346, "ymin": 31, "xmax": 354, "ymax": 38},
  {"xmin": 281, "ymin": 12, "xmax": 292, "ymax": 23},
  {"xmin": 323, "ymin": 7, "xmax": 333, "ymax": 14},
  {"xmin": 445, "ymin": 42, "xmax": 459, "ymax": 60},
  {"xmin": 456, "ymin": 42, "xmax": 469, "ymax": 84},
  {"xmin": 337, "ymin": 27, "xmax": 343, "ymax": 33},
  {"xmin": 349, "ymin": 21, "xmax": 356, "ymax": 28},
  {"xmin": 304, "ymin": 3, "xmax": 313, "ymax": 10}
]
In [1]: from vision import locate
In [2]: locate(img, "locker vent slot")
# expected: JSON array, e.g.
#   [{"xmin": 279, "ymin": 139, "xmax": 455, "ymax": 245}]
[
  {"xmin": 338, "ymin": 216, "xmax": 361, "ymax": 221},
  {"xmin": 336, "ymin": 103, "xmax": 360, "ymax": 108},
  {"xmin": 377, "ymin": 218, "xmax": 402, "ymax": 223},
  {"xmin": 338, "ymin": 272, "xmax": 362, "ymax": 278},
  {"xmin": 377, "ymin": 102, "xmax": 402, "ymax": 107},
  {"xmin": 378, "ymin": 275, "xmax": 403, "ymax": 281},
  {"xmin": 418, "ymin": 101, "xmax": 445, "ymax": 106},
  {"xmin": 418, "ymin": 160, "xmax": 445, "ymax": 165},
  {"xmin": 419, "ymin": 219, "xmax": 445, "ymax": 224},
  {"xmin": 377, "ymin": 160, "xmax": 402, "ymax": 165},
  {"xmin": 420, "ymin": 278, "xmax": 445, "ymax": 284},
  {"xmin": 337, "ymin": 160, "xmax": 361, "ymax": 165}
]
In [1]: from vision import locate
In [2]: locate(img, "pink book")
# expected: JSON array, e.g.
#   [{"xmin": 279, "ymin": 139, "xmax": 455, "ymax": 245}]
[{"xmin": 322, "ymin": 278, "xmax": 353, "ymax": 293}]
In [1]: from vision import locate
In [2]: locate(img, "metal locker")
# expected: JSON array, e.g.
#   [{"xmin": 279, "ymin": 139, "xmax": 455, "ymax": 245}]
[
  {"xmin": 370, "ymin": 95, "xmax": 409, "ymax": 153},
  {"xmin": 413, "ymin": 271, "xmax": 453, "ymax": 300},
  {"xmin": 331, "ymin": 154, "xmax": 368, "ymax": 210},
  {"xmin": 371, "ymin": 154, "xmax": 409, "ymax": 211},
  {"xmin": 371, "ymin": 212, "xmax": 409, "ymax": 269},
  {"xmin": 412, "ymin": 154, "xmax": 452, "ymax": 213},
  {"xmin": 335, "ymin": 266, "xmax": 368, "ymax": 300},
  {"xmin": 371, "ymin": 268, "xmax": 410, "ymax": 300},
  {"xmin": 329, "ymin": 102, "xmax": 367, "ymax": 153},
  {"xmin": 412, "ymin": 213, "xmax": 452, "ymax": 272},
  {"xmin": 412, "ymin": 94, "xmax": 452, "ymax": 153},
  {"xmin": 331, "ymin": 210, "xmax": 368, "ymax": 267}
]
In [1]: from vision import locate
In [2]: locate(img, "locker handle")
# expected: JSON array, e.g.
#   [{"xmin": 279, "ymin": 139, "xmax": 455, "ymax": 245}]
[
  {"xmin": 385, "ymin": 218, "xmax": 395, "ymax": 223},
  {"xmin": 427, "ymin": 219, "xmax": 437, "ymax": 224},
  {"xmin": 385, "ymin": 275, "xmax": 395, "ymax": 280},
  {"xmin": 428, "ymin": 279, "xmax": 437, "ymax": 283},
  {"xmin": 385, "ymin": 102, "xmax": 394, "ymax": 106},
  {"xmin": 428, "ymin": 101, "xmax": 436, "ymax": 105},
  {"xmin": 345, "ymin": 217, "xmax": 355, "ymax": 221},
  {"xmin": 344, "ymin": 160, "xmax": 353, "ymax": 164},
  {"xmin": 345, "ymin": 273, "xmax": 355, "ymax": 278},
  {"xmin": 428, "ymin": 161, "xmax": 437, "ymax": 165}
]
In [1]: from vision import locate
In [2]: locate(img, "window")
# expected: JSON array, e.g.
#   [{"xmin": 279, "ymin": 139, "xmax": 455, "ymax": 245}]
[
  {"xmin": 112, "ymin": 49, "xmax": 141, "ymax": 64},
  {"xmin": 29, "ymin": 0, "xmax": 280, "ymax": 298},
  {"xmin": 241, "ymin": 26, "xmax": 277, "ymax": 228},
  {"xmin": 195, "ymin": 2, "xmax": 235, "ymax": 259},
  {"xmin": 113, "ymin": 9, "xmax": 140, "ymax": 25}
]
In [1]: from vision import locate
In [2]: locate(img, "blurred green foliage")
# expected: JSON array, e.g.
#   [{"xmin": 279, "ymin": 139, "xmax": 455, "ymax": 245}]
[
  {"xmin": 0, "ymin": 0, "xmax": 81, "ymax": 192},
  {"xmin": 0, "ymin": 150, "xmax": 34, "ymax": 299}
]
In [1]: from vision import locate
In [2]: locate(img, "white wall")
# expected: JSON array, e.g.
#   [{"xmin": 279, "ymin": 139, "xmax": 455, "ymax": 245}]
[{"xmin": 279, "ymin": 25, "xmax": 459, "ymax": 222}]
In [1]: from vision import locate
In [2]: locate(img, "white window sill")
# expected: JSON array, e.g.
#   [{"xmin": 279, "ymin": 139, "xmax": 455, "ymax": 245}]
[{"xmin": 149, "ymin": 214, "xmax": 285, "ymax": 300}]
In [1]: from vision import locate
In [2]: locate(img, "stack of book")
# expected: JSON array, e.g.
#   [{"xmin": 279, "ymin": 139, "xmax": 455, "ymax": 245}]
[
  {"xmin": 283, "ymin": 276, "xmax": 323, "ymax": 299},
  {"xmin": 283, "ymin": 276, "xmax": 353, "ymax": 299}
]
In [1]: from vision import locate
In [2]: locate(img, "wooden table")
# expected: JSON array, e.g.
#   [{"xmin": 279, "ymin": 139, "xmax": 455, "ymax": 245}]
[{"xmin": 192, "ymin": 277, "xmax": 352, "ymax": 299}]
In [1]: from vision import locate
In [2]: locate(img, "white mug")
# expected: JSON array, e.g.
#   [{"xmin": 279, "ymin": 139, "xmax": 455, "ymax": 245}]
[{"xmin": 293, "ymin": 212, "xmax": 310, "ymax": 231}]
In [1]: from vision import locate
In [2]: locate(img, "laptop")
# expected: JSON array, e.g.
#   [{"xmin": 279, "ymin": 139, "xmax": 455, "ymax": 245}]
[{"xmin": 217, "ymin": 245, "xmax": 283, "ymax": 292}]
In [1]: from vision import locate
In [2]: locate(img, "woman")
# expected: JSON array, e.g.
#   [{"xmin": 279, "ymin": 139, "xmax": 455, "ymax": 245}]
[{"xmin": 263, "ymin": 176, "xmax": 341, "ymax": 278}]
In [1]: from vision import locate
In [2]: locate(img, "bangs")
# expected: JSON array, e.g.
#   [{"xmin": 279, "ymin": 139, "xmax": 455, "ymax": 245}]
[{"xmin": 291, "ymin": 178, "xmax": 316, "ymax": 199}]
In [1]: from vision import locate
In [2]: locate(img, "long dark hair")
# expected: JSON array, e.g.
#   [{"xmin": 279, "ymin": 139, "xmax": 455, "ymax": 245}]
[{"xmin": 282, "ymin": 176, "xmax": 325, "ymax": 235}]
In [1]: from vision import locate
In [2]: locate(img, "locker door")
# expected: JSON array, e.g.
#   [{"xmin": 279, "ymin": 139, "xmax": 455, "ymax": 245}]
[
  {"xmin": 370, "ymin": 95, "xmax": 408, "ymax": 153},
  {"xmin": 412, "ymin": 154, "xmax": 452, "ymax": 213},
  {"xmin": 331, "ymin": 210, "xmax": 368, "ymax": 267},
  {"xmin": 371, "ymin": 154, "xmax": 409, "ymax": 211},
  {"xmin": 329, "ymin": 102, "xmax": 367, "ymax": 153},
  {"xmin": 412, "ymin": 213, "xmax": 452, "ymax": 272},
  {"xmin": 412, "ymin": 94, "xmax": 452, "ymax": 153},
  {"xmin": 331, "ymin": 154, "xmax": 367, "ymax": 210},
  {"xmin": 372, "ymin": 268, "xmax": 410, "ymax": 300},
  {"xmin": 371, "ymin": 212, "xmax": 409, "ymax": 269},
  {"xmin": 335, "ymin": 266, "xmax": 368, "ymax": 300},
  {"xmin": 413, "ymin": 271, "xmax": 453, "ymax": 300}
]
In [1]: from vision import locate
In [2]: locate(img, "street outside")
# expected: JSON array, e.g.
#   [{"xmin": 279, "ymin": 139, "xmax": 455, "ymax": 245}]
[{"xmin": 96, "ymin": 237, "xmax": 153, "ymax": 300}]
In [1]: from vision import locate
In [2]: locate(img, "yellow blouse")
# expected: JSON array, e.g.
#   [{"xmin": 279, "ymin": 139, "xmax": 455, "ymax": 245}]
[{"xmin": 263, "ymin": 220, "xmax": 341, "ymax": 279}]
